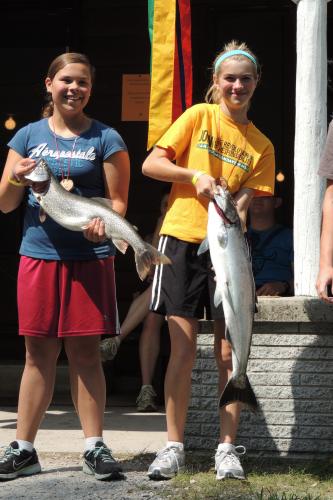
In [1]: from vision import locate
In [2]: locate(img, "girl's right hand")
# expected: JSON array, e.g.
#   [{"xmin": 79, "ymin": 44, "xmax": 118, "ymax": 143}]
[
  {"xmin": 193, "ymin": 172, "xmax": 217, "ymax": 199},
  {"xmin": 11, "ymin": 158, "xmax": 37, "ymax": 185}
]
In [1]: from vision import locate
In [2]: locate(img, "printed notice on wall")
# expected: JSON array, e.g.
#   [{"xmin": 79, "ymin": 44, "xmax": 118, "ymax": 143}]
[{"xmin": 121, "ymin": 74, "xmax": 150, "ymax": 121}]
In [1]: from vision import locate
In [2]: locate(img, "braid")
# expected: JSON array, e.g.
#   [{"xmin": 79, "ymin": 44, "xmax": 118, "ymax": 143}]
[{"xmin": 41, "ymin": 92, "xmax": 54, "ymax": 118}]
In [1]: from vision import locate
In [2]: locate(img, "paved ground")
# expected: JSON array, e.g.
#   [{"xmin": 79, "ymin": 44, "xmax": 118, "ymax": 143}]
[
  {"xmin": 0, "ymin": 453, "xmax": 171, "ymax": 499},
  {"xmin": 0, "ymin": 405, "xmax": 170, "ymax": 499},
  {"xmin": 0, "ymin": 405, "xmax": 167, "ymax": 454}
]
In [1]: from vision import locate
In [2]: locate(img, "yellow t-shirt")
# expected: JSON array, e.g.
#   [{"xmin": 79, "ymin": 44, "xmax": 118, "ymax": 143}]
[{"xmin": 157, "ymin": 103, "xmax": 275, "ymax": 243}]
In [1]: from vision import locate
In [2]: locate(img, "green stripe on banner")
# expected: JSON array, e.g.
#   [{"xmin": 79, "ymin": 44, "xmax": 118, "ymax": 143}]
[{"xmin": 148, "ymin": 0, "xmax": 154, "ymax": 72}]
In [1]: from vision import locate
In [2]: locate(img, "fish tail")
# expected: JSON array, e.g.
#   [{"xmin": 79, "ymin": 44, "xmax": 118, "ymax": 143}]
[
  {"xmin": 218, "ymin": 375, "xmax": 258, "ymax": 412},
  {"xmin": 135, "ymin": 242, "xmax": 171, "ymax": 281}
]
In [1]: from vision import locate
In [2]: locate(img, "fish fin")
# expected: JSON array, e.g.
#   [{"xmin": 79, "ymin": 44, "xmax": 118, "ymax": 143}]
[
  {"xmin": 214, "ymin": 287, "xmax": 223, "ymax": 307},
  {"xmin": 91, "ymin": 197, "xmax": 113, "ymax": 210},
  {"xmin": 225, "ymin": 326, "xmax": 232, "ymax": 344},
  {"xmin": 254, "ymin": 293, "xmax": 258, "ymax": 314},
  {"xmin": 113, "ymin": 239, "xmax": 129, "ymax": 254},
  {"xmin": 222, "ymin": 281, "xmax": 235, "ymax": 317},
  {"xmin": 197, "ymin": 238, "xmax": 209, "ymax": 255},
  {"xmin": 135, "ymin": 242, "xmax": 171, "ymax": 281},
  {"xmin": 219, "ymin": 375, "xmax": 258, "ymax": 413},
  {"xmin": 39, "ymin": 207, "xmax": 46, "ymax": 223}
]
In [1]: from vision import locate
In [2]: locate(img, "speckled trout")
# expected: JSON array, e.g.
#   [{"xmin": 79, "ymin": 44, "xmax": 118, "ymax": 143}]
[
  {"xmin": 198, "ymin": 185, "xmax": 258, "ymax": 411},
  {"xmin": 25, "ymin": 158, "xmax": 171, "ymax": 280}
]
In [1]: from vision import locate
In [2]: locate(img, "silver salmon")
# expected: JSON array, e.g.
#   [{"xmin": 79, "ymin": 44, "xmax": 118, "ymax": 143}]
[
  {"xmin": 198, "ymin": 185, "xmax": 258, "ymax": 411},
  {"xmin": 26, "ymin": 159, "xmax": 171, "ymax": 280}
]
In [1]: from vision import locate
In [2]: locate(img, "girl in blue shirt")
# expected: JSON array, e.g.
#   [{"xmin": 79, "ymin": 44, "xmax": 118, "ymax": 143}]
[{"xmin": 0, "ymin": 52, "xmax": 130, "ymax": 481}]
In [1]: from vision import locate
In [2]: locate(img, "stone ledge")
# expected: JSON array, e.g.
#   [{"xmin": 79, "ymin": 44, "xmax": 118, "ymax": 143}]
[
  {"xmin": 197, "ymin": 297, "xmax": 333, "ymax": 332},
  {"xmin": 188, "ymin": 296, "xmax": 333, "ymax": 456},
  {"xmin": 256, "ymin": 296, "xmax": 333, "ymax": 323}
]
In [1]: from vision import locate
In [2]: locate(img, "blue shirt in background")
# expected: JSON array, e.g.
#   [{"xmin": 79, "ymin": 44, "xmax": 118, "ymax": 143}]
[{"xmin": 247, "ymin": 224, "xmax": 293, "ymax": 288}]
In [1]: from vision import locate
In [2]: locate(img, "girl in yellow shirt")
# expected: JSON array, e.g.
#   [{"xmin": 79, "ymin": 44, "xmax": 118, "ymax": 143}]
[{"xmin": 142, "ymin": 40, "xmax": 275, "ymax": 481}]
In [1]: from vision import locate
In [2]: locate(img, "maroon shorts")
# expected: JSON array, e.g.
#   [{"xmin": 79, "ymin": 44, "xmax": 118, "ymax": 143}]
[{"xmin": 17, "ymin": 256, "xmax": 119, "ymax": 338}]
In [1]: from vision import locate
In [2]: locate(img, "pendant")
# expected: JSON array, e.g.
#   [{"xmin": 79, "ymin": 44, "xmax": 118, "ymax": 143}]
[{"xmin": 60, "ymin": 178, "xmax": 74, "ymax": 191}]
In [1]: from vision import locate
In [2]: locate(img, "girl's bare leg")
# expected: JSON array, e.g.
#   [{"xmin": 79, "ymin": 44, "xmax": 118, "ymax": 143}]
[
  {"xmin": 214, "ymin": 319, "xmax": 241, "ymax": 443},
  {"xmin": 16, "ymin": 337, "xmax": 62, "ymax": 442},
  {"xmin": 65, "ymin": 336, "xmax": 105, "ymax": 437},
  {"xmin": 164, "ymin": 316, "xmax": 197, "ymax": 442}
]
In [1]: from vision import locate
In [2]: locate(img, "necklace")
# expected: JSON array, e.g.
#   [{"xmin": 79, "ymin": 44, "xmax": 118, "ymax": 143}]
[
  {"xmin": 51, "ymin": 118, "xmax": 79, "ymax": 191},
  {"xmin": 216, "ymin": 105, "xmax": 249, "ymax": 189}
]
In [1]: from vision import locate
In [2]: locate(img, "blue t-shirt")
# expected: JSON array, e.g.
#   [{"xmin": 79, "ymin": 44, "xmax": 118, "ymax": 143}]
[
  {"xmin": 8, "ymin": 118, "xmax": 127, "ymax": 260},
  {"xmin": 247, "ymin": 225, "xmax": 293, "ymax": 287}
]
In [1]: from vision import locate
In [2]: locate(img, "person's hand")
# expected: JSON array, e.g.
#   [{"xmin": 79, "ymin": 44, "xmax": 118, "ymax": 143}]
[
  {"xmin": 316, "ymin": 266, "xmax": 333, "ymax": 303},
  {"xmin": 83, "ymin": 218, "xmax": 107, "ymax": 243},
  {"xmin": 193, "ymin": 172, "xmax": 217, "ymax": 199},
  {"xmin": 256, "ymin": 281, "xmax": 289, "ymax": 297},
  {"xmin": 10, "ymin": 158, "xmax": 37, "ymax": 186}
]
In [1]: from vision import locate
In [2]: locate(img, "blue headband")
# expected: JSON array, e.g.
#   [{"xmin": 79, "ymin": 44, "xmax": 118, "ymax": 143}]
[{"xmin": 214, "ymin": 50, "xmax": 257, "ymax": 72}]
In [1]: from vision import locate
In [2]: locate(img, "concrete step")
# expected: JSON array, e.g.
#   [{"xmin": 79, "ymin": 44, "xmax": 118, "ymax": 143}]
[{"xmin": 0, "ymin": 363, "xmax": 141, "ymax": 405}]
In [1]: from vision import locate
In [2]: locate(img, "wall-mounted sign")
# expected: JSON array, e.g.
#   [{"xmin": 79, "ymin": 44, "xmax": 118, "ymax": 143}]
[{"xmin": 121, "ymin": 74, "xmax": 150, "ymax": 122}]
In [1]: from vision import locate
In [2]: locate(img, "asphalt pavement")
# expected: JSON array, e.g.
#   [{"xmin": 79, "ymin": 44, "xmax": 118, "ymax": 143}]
[{"xmin": 0, "ymin": 404, "xmax": 169, "ymax": 499}]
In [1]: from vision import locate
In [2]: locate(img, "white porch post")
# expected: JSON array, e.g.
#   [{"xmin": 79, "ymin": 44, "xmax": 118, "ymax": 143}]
[{"xmin": 292, "ymin": 0, "xmax": 330, "ymax": 296}]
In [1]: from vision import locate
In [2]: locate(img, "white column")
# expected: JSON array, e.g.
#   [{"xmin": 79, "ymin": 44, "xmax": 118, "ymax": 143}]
[{"xmin": 292, "ymin": 0, "xmax": 330, "ymax": 296}]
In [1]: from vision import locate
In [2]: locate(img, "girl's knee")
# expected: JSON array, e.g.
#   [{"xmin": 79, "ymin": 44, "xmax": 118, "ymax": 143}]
[
  {"xmin": 170, "ymin": 344, "xmax": 196, "ymax": 368},
  {"xmin": 25, "ymin": 338, "xmax": 61, "ymax": 367},
  {"xmin": 214, "ymin": 340, "xmax": 233, "ymax": 371},
  {"xmin": 65, "ymin": 337, "xmax": 100, "ymax": 367}
]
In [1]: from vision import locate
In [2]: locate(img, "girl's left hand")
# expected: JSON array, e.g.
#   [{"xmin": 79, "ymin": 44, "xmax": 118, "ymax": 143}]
[{"xmin": 83, "ymin": 218, "xmax": 107, "ymax": 243}]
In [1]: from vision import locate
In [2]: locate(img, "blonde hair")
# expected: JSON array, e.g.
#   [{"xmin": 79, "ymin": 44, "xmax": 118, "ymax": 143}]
[
  {"xmin": 42, "ymin": 52, "xmax": 95, "ymax": 117},
  {"xmin": 205, "ymin": 40, "xmax": 260, "ymax": 104}
]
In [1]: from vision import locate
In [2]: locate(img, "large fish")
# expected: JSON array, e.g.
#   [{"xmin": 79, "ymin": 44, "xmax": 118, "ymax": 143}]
[
  {"xmin": 198, "ymin": 185, "xmax": 258, "ymax": 411},
  {"xmin": 25, "ymin": 158, "xmax": 171, "ymax": 280}
]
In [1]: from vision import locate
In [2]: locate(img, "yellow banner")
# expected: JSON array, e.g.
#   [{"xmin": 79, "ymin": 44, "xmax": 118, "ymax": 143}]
[{"xmin": 147, "ymin": 0, "xmax": 176, "ymax": 150}]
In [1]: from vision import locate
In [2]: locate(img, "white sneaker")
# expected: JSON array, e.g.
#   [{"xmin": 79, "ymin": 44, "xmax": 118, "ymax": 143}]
[
  {"xmin": 215, "ymin": 443, "xmax": 246, "ymax": 480},
  {"xmin": 148, "ymin": 445, "xmax": 185, "ymax": 480}
]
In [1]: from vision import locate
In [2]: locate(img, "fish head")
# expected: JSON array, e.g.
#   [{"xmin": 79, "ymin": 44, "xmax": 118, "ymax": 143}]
[
  {"xmin": 213, "ymin": 185, "xmax": 239, "ymax": 225},
  {"xmin": 24, "ymin": 158, "xmax": 51, "ymax": 183}
]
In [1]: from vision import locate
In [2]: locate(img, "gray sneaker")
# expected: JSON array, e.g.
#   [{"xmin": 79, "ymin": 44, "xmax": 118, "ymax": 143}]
[
  {"xmin": 148, "ymin": 445, "xmax": 185, "ymax": 480},
  {"xmin": 136, "ymin": 385, "xmax": 157, "ymax": 412},
  {"xmin": 215, "ymin": 443, "xmax": 246, "ymax": 480},
  {"xmin": 100, "ymin": 336, "xmax": 121, "ymax": 362}
]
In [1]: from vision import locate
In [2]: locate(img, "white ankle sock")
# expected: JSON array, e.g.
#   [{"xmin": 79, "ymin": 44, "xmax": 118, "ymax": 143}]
[
  {"xmin": 85, "ymin": 437, "xmax": 103, "ymax": 451},
  {"xmin": 16, "ymin": 439, "xmax": 34, "ymax": 452},
  {"xmin": 166, "ymin": 441, "xmax": 184, "ymax": 451},
  {"xmin": 217, "ymin": 442, "xmax": 234, "ymax": 452}
]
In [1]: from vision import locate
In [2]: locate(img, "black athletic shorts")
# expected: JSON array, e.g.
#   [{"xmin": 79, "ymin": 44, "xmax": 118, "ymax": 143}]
[{"xmin": 150, "ymin": 235, "xmax": 224, "ymax": 320}]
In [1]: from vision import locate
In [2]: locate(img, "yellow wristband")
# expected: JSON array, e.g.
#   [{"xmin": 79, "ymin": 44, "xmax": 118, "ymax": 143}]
[
  {"xmin": 191, "ymin": 170, "xmax": 205, "ymax": 186},
  {"xmin": 8, "ymin": 175, "xmax": 23, "ymax": 187}
]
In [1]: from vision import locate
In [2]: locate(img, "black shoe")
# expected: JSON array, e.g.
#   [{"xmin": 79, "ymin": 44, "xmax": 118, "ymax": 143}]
[
  {"xmin": 0, "ymin": 441, "xmax": 41, "ymax": 480},
  {"xmin": 83, "ymin": 442, "xmax": 123, "ymax": 480}
]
